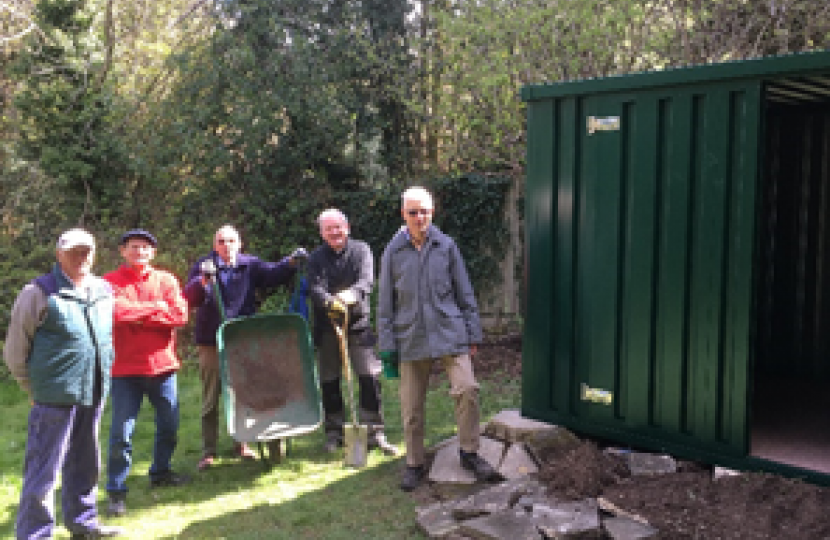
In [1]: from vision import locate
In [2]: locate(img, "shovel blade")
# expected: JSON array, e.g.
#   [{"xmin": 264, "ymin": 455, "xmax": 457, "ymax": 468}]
[{"xmin": 344, "ymin": 424, "xmax": 368, "ymax": 468}]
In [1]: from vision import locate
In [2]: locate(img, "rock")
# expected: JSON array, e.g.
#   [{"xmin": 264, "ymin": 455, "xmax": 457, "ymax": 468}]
[
  {"xmin": 451, "ymin": 477, "xmax": 548, "ymax": 520},
  {"xmin": 416, "ymin": 501, "xmax": 462, "ymax": 538},
  {"xmin": 532, "ymin": 499, "xmax": 601, "ymax": 538},
  {"xmin": 713, "ymin": 466, "xmax": 742, "ymax": 480},
  {"xmin": 459, "ymin": 509, "xmax": 540, "ymax": 540},
  {"xmin": 485, "ymin": 410, "xmax": 553, "ymax": 442},
  {"xmin": 499, "ymin": 442, "xmax": 540, "ymax": 480},
  {"xmin": 429, "ymin": 436, "xmax": 506, "ymax": 484},
  {"xmin": 597, "ymin": 497, "xmax": 650, "ymax": 526},
  {"xmin": 603, "ymin": 516, "xmax": 659, "ymax": 539},
  {"xmin": 624, "ymin": 452, "xmax": 677, "ymax": 476}
]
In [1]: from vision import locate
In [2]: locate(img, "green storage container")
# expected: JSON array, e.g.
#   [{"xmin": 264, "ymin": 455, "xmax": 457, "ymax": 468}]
[{"xmin": 522, "ymin": 50, "xmax": 830, "ymax": 483}]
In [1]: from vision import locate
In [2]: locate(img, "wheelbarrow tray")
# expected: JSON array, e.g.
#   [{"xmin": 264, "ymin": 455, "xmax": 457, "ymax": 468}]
[{"xmin": 216, "ymin": 312, "xmax": 321, "ymax": 443}]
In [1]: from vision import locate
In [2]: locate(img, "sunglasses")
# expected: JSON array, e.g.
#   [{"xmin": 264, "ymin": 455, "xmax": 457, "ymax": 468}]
[{"xmin": 406, "ymin": 209, "xmax": 432, "ymax": 216}]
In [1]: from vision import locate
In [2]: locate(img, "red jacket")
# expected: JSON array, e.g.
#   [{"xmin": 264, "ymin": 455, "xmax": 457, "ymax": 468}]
[{"xmin": 104, "ymin": 265, "xmax": 188, "ymax": 377}]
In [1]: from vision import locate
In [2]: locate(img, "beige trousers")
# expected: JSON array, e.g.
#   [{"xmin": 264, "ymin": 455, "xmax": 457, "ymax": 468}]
[
  {"xmin": 197, "ymin": 345, "xmax": 222, "ymax": 457},
  {"xmin": 399, "ymin": 353, "xmax": 480, "ymax": 467}
]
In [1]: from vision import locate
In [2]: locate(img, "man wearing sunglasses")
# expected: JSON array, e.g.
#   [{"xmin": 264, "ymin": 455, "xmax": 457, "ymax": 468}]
[
  {"xmin": 378, "ymin": 186, "xmax": 498, "ymax": 492},
  {"xmin": 183, "ymin": 225, "xmax": 308, "ymax": 470}
]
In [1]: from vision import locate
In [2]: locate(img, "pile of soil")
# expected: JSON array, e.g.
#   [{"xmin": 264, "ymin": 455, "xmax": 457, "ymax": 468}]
[{"xmin": 431, "ymin": 334, "xmax": 830, "ymax": 539}]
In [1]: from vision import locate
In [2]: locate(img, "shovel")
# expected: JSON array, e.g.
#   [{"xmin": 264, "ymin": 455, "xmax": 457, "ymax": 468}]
[{"xmin": 330, "ymin": 308, "xmax": 368, "ymax": 467}]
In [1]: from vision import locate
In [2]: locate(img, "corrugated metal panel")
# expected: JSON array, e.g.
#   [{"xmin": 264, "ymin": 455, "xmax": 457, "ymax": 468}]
[{"xmin": 523, "ymin": 81, "xmax": 761, "ymax": 456}]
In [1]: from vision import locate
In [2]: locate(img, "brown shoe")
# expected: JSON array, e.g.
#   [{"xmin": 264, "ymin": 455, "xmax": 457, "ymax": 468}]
[
  {"xmin": 198, "ymin": 455, "xmax": 215, "ymax": 471},
  {"xmin": 235, "ymin": 442, "xmax": 256, "ymax": 460}
]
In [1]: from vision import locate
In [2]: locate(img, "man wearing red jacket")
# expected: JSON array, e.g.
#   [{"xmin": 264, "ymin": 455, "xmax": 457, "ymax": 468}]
[{"xmin": 103, "ymin": 229, "xmax": 190, "ymax": 518}]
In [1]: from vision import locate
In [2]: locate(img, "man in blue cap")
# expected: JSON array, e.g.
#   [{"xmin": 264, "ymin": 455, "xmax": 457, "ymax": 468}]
[{"xmin": 103, "ymin": 229, "xmax": 190, "ymax": 517}]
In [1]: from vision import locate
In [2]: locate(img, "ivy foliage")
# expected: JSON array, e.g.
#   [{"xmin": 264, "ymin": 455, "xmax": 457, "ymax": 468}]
[{"xmin": 327, "ymin": 174, "xmax": 512, "ymax": 294}]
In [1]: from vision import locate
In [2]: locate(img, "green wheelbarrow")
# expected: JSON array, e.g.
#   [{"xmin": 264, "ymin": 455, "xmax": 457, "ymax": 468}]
[{"xmin": 212, "ymin": 275, "xmax": 321, "ymax": 466}]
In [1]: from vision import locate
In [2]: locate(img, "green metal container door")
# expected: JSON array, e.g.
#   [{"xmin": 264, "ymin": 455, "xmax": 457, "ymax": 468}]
[{"xmin": 524, "ymin": 82, "xmax": 761, "ymax": 457}]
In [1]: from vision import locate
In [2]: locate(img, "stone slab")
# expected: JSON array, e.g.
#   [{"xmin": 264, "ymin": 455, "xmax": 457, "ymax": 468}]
[
  {"xmin": 597, "ymin": 497, "xmax": 649, "ymax": 526},
  {"xmin": 484, "ymin": 409, "xmax": 556, "ymax": 444},
  {"xmin": 713, "ymin": 466, "xmax": 742, "ymax": 480},
  {"xmin": 499, "ymin": 442, "xmax": 539, "ymax": 480},
  {"xmin": 416, "ymin": 501, "xmax": 462, "ymax": 538},
  {"xmin": 451, "ymin": 477, "xmax": 548, "ymax": 520},
  {"xmin": 429, "ymin": 436, "xmax": 505, "ymax": 484},
  {"xmin": 532, "ymin": 499, "xmax": 601, "ymax": 537},
  {"xmin": 603, "ymin": 516, "xmax": 659, "ymax": 539},
  {"xmin": 514, "ymin": 493, "xmax": 559, "ymax": 512},
  {"xmin": 458, "ymin": 509, "xmax": 540, "ymax": 540},
  {"xmin": 625, "ymin": 452, "xmax": 677, "ymax": 476}
]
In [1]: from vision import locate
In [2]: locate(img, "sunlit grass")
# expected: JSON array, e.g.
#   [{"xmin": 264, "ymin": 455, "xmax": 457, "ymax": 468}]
[{"xmin": 0, "ymin": 358, "xmax": 520, "ymax": 539}]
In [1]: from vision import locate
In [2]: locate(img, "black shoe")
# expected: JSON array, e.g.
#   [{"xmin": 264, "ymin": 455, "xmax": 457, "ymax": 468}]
[
  {"xmin": 70, "ymin": 524, "xmax": 124, "ymax": 538},
  {"xmin": 400, "ymin": 465, "xmax": 425, "ymax": 491},
  {"xmin": 323, "ymin": 433, "xmax": 343, "ymax": 454},
  {"xmin": 460, "ymin": 451, "xmax": 499, "ymax": 482},
  {"xmin": 105, "ymin": 492, "xmax": 126, "ymax": 517},
  {"xmin": 268, "ymin": 439, "xmax": 283, "ymax": 462},
  {"xmin": 150, "ymin": 470, "xmax": 191, "ymax": 488},
  {"xmin": 370, "ymin": 433, "xmax": 399, "ymax": 456}
]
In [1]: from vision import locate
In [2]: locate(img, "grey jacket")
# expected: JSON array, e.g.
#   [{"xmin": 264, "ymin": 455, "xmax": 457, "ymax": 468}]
[{"xmin": 378, "ymin": 225, "xmax": 482, "ymax": 362}]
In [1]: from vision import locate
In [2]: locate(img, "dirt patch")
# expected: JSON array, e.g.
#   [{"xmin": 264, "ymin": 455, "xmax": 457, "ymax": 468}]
[
  {"xmin": 224, "ymin": 326, "xmax": 307, "ymax": 411},
  {"xmin": 416, "ymin": 334, "xmax": 830, "ymax": 539}
]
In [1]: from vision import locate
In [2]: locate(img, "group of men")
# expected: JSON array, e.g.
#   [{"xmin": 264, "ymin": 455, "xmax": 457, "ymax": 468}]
[{"xmin": 4, "ymin": 186, "xmax": 497, "ymax": 539}]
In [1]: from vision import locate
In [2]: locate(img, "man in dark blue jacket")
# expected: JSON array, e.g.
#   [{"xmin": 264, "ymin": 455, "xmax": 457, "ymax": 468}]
[
  {"xmin": 183, "ymin": 225, "xmax": 306, "ymax": 470},
  {"xmin": 4, "ymin": 228, "xmax": 123, "ymax": 539}
]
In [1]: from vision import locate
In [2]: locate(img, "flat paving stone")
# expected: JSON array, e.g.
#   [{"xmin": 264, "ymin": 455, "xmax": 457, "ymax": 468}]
[
  {"xmin": 451, "ymin": 477, "xmax": 548, "ymax": 520},
  {"xmin": 499, "ymin": 442, "xmax": 539, "ymax": 480},
  {"xmin": 484, "ymin": 409, "xmax": 557, "ymax": 444},
  {"xmin": 532, "ymin": 499, "xmax": 601, "ymax": 537},
  {"xmin": 429, "ymin": 436, "xmax": 505, "ymax": 484},
  {"xmin": 603, "ymin": 516, "xmax": 659, "ymax": 539},
  {"xmin": 459, "ymin": 509, "xmax": 540, "ymax": 540},
  {"xmin": 416, "ymin": 501, "xmax": 462, "ymax": 538},
  {"xmin": 625, "ymin": 452, "xmax": 677, "ymax": 475}
]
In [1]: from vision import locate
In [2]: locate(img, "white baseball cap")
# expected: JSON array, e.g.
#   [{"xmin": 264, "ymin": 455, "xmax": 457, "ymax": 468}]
[{"xmin": 57, "ymin": 228, "xmax": 95, "ymax": 251}]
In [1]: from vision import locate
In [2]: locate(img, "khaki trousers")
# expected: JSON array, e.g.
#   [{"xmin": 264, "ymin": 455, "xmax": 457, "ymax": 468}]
[
  {"xmin": 197, "ymin": 345, "xmax": 222, "ymax": 457},
  {"xmin": 399, "ymin": 353, "xmax": 480, "ymax": 467}
]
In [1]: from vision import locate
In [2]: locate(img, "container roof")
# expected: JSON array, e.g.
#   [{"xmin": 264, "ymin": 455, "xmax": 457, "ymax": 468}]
[{"xmin": 522, "ymin": 49, "xmax": 830, "ymax": 103}]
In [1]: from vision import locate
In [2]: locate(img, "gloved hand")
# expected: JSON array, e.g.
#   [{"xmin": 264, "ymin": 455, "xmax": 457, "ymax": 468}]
[
  {"xmin": 290, "ymin": 247, "xmax": 309, "ymax": 265},
  {"xmin": 379, "ymin": 350, "xmax": 399, "ymax": 379},
  {"xmin": 335, "ymin": 288, "xmax": 357, "ymax": 305},
  {"xmin": 326, "ymin": 298, "xmax": 347, "ymax": 319},
  {"xmin": 200, "ymin": 260, "xmax": 217, "ymax": 285}
]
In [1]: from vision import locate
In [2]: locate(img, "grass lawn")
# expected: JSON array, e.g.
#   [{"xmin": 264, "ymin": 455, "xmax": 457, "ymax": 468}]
[{"xmin": 0, "ymin": 355, "xmax": 520, "ymax": 539}]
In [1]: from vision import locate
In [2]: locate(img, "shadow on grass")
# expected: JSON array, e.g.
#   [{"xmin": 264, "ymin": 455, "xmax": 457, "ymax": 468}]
[
  {"xmin": 0, "ymin": 360, "xmax": 519, "ymax": 539},
  {"xmin": 156, "ymin": 456, "xmax": 425, "ymax": 540}
]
